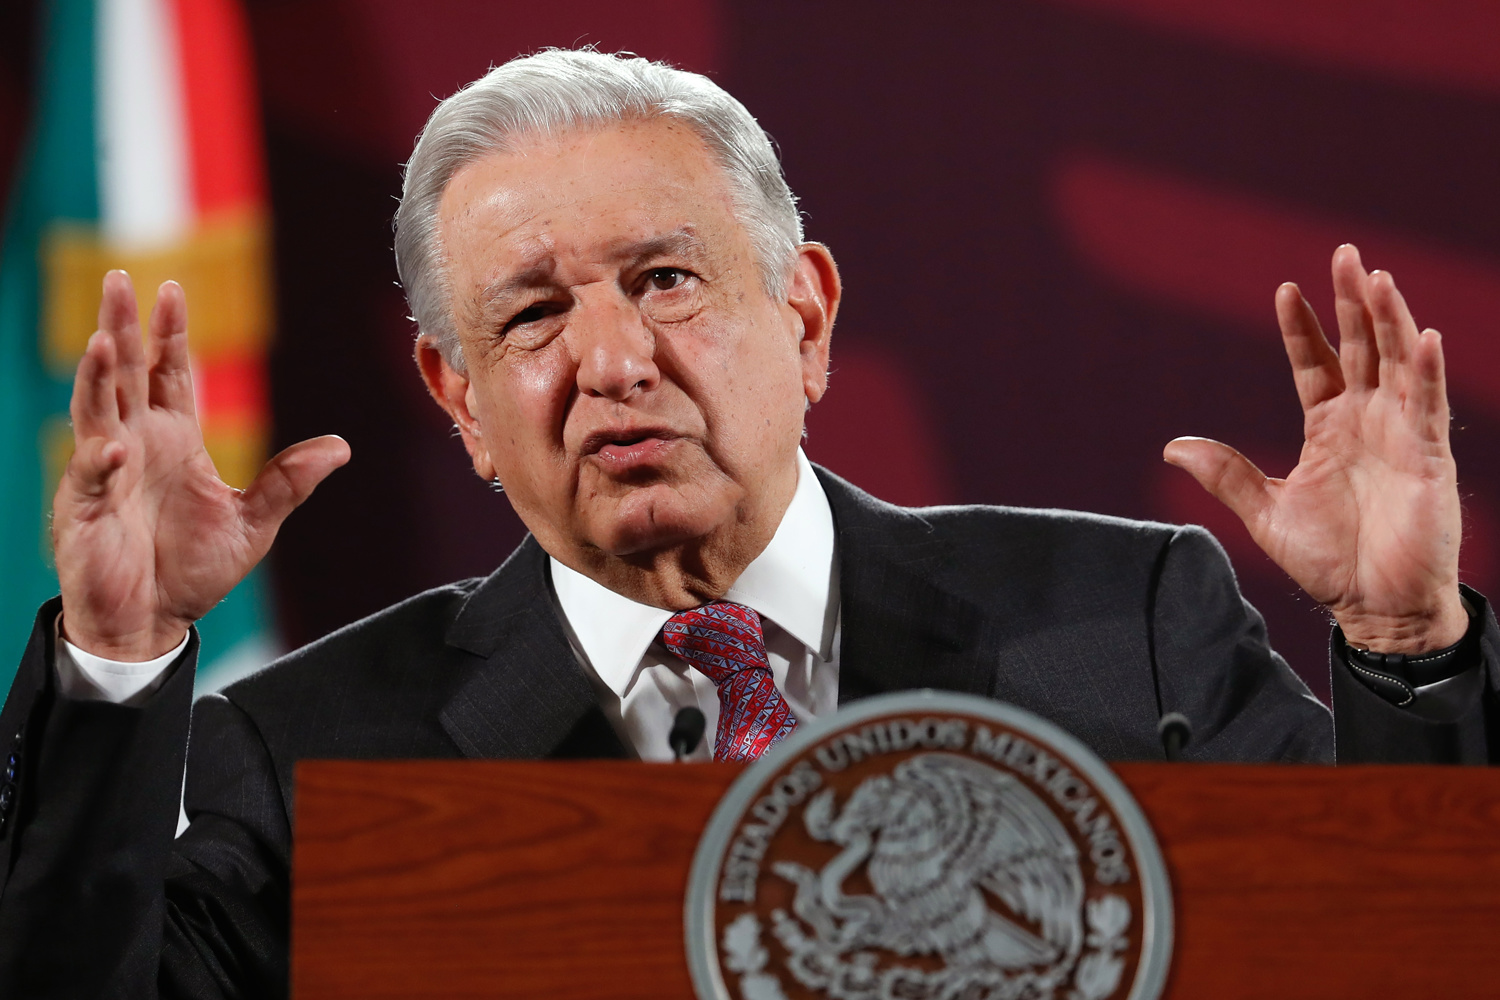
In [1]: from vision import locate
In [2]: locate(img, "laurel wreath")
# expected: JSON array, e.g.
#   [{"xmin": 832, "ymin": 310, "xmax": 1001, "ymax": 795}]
[{"xmin": 719, "ymin": 893, "xmax": 1132, "ymax": 1000}]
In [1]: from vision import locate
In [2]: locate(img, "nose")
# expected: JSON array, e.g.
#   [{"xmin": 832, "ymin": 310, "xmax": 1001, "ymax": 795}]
[{"xmin": 573, "ymin": 294, "xmax": 660, "ymax": 401}]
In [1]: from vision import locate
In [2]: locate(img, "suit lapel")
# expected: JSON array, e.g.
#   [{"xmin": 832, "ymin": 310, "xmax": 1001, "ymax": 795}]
[
  {"xmin": 436, "ymin": 469, "xmax": 1002, "ymax": 757},
  {"xmin": 817, "ymin": 467, "xmax": 999, "ymax": 704},
  {"xmin": 439, "ymin": 538, "xmax": 628, "ymax": 760}
]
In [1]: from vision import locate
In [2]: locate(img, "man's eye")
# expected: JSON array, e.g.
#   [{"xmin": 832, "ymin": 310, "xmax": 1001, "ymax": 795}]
[
  {"xmin": 506, "ymin": 304, "xmax": 550, "ymax": 330},
  {"xmin": 646, "ymin": 268, "xmax": 688, "ymax": 291}
]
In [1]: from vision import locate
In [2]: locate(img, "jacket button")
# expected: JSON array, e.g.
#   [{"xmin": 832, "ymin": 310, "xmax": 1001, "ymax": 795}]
[
  {"xmin": 0, "ymin": 783, "xmax": 13, "ymax": 813},
  {"xmin": 2, "ymin": 753, "xmax": 15, "ymax": 783}
]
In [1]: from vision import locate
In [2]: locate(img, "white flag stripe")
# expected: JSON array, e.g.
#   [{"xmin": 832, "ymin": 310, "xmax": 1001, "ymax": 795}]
[{"xmin": 96, "ymin": 0, "xmax": 191, "ymax": 249}]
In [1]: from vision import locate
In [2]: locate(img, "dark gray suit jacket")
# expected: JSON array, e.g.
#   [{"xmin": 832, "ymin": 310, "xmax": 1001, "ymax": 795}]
[{"xmin": 0, "ymin": 468, "xmax": 1492, "ymax": 998}]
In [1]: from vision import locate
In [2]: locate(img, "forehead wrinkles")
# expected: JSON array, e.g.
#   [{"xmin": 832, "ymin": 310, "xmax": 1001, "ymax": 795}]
[
  {"xmin": 443, "ymin": 123, "xmax": 744, "ymax": 335},
  {"xmin": 447, "ymin": 131, "xmax": 730, "ymax": 253}
]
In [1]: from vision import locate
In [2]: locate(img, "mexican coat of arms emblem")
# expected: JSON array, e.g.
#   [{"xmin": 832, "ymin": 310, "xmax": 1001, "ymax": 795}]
[{"xmin": 686, "ymin": 691, "xmax": 1173, "ymax": 1000}]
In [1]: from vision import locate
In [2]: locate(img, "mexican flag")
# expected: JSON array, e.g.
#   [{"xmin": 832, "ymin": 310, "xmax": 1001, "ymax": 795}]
[{"xmin": 0, "ymin": 0, "xmax": 277, "ymax": 695}]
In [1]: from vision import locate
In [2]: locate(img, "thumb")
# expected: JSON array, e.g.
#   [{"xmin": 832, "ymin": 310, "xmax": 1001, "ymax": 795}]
[
  {"xmin": 240, "ymin": 435, "xmax": 351, "ymax": 545},
  {"xmin": 1163, "ymin": 436, "xmax": 1274, "ymax": 532}
]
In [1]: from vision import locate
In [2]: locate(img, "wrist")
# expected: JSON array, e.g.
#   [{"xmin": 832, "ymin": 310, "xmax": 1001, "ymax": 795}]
[
  {"xmin": 1335, "ymin": 594, "xmax": 1470, "ymax": 655},
  {"xmin": 1337, "ymin": 593, "xmax": 1481, "ymax": 708},
  {"xmin": 58, "ymin": 614, "xmax": 191, "ymax": 663}
]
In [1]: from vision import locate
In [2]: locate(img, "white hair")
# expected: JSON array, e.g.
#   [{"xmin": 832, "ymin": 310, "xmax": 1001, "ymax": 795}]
[{"xmin": 393, "ymin": 48, "xmax": 804, "ymax": 370}]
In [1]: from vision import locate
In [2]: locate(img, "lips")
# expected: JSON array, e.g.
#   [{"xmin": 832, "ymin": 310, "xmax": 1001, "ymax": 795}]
[
  {"xmin": 580, "ymin": 426, "xmax": 681, "ymax": 470},
  {"xmin": 580, "ymin": 425, "xmax": 677, "ymax": 455}
]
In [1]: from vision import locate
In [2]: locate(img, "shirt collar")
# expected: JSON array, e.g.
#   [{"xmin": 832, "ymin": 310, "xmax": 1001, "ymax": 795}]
[{"xmin": 549, "ymin": 449, "xmax": 838, "ymax": 699}]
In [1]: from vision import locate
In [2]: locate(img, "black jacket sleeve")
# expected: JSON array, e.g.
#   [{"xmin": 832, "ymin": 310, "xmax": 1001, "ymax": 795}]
[
  {"xmin": 1328, "ymin": 586, "xmax": 1498, "ymax": 764},
  {"xmin": 0, "ymin": 599, "xmax": 196, "ymax": 998},
  {"xmin": 160, "ymin": 694, "xmax": 293, "ymax": 999},
  {"xmin": 1148, "ymin": 525, "xmax": 1335, "ymax": 763},
  {"xmin": 0, "ymin": 601, "xmax": 293, "ymax": 1000},
  {"xmin": 1149, "ymin": 525, "xmax": 1500, "ymax": 764}
]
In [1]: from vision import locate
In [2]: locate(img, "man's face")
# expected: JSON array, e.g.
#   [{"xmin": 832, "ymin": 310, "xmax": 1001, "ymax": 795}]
[{"xmin": 423, "ymin": 120, "xmax": 837, "ymax": 579}]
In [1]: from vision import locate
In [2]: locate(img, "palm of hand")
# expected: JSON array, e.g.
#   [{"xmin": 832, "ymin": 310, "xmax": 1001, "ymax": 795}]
[
  {"xmin": 1262, "ymin": 385, "xmax": 1459, "ymax": 624},
  {"xmin": 55, "ymin": 403, "xmax": 248, "ymax": 645},
  {"xmin": 1167, "ymin": 245, "xmax": 1467, "ymax": 651},
  {"xmin": 54, "ymin": 272, "xmax": 349, "ymax": 660}
]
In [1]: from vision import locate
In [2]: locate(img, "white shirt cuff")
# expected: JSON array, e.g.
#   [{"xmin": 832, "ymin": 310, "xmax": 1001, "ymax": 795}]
[{"xmin": 54, "ymin": 616, "xmax": 189, "ymax": 706}]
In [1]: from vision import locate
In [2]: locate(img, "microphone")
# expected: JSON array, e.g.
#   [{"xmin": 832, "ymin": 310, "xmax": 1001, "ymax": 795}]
[
  {"xmin": 1158, "ymin": 712, "xmax": 1192, "ymax": 762},
  {"xmin": 669, "ymin": 706, "xmax": 707, "ymax": 761}
]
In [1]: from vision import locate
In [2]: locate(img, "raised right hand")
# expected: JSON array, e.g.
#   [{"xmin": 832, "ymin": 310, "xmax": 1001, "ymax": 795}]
[{"xmin": 54, "ymin": 271, "xmax": 350, "ymax": 661}]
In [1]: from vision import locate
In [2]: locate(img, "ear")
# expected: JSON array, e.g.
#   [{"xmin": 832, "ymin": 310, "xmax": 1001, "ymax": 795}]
[
  {"xmin": 415, "ymin": 335, "xmax": 497, "ymax": 481},
  {"xmin": 786, "ymin": 242, "xmax": 842, "ymax": 405}
]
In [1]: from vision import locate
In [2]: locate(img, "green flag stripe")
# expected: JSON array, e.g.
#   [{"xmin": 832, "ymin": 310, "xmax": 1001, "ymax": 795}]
[
  {"xmin": 0, "ymin": 0, "xmax": 97, "ymax": 678},
  {"xmin": 2, "ymin": 1, "xmax": 277, "ymax": 696}
]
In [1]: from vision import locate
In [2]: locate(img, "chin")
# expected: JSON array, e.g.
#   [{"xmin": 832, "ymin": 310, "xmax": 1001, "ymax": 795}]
[{"xmin": 589, "ymin": 484, "xmax": 733, "ymax": 556}]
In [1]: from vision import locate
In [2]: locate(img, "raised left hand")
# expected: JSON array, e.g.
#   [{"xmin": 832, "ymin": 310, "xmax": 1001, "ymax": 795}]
[{"xmin": 1165, "ymin": 244, "xmax": 1467, "ymax": 654}]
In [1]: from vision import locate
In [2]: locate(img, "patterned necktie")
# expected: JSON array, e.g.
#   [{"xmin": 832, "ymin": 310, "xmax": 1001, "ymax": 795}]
[{"xmin": 661, "ymin": 601, "xmax": 797, "ymax": 762}]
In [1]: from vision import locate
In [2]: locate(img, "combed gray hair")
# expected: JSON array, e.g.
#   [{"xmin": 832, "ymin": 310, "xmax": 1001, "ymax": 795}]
[{"xmin": 394, "ymin": 48, "xmax": 804, "ymax": 370}]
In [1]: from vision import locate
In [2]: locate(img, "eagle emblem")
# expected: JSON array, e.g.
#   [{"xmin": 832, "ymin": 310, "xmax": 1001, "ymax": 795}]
[
  {"xmin": 771, "ymin": 753, "xmax": 1091, "ymax": 996},
  {"xmin": 687, "ymin": 693, "xmax": 1171, "ymax": 1000}
]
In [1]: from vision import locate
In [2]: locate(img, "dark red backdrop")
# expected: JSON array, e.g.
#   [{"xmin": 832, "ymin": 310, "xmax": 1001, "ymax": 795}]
[{"xmin": 6, "ymin": 0, "xmax": 1499, "ymax": 699}]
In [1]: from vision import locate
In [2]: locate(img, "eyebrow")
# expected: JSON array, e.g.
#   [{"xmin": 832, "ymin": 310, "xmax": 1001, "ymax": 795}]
[
  {"xmin": 615, "ymin": 228, "xmax": 709, "ymax": 270},
  {"xmin": 472, "ymin": 228, "xmax": 710, "ymax": 318},
  {"xmin": 472, "ymin": 256, "xmax": 556, "ymax": 318}
]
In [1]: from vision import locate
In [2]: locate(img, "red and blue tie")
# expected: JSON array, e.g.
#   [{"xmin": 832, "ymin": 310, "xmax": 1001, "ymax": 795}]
[{"xmin": 661, "ymin": 602, "xmax": 797, "ymax": 762}]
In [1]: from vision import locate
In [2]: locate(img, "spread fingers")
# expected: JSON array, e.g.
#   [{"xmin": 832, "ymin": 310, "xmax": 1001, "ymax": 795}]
[
  {"xmin": 146, "ymin": 280, "xmax": 195, "ymax": 414},
  {"xmin": 1410, "ymin": 328, "xmax": 1451, "ymax": 445},
  {"xmin": 1276, "ymin": 282, "xmax": 1344, "ymax": 412},
  {"xmin": 1163, "ymin": 436, "xmax": 1274, "ymax": 533},
  {"xmin": 1368, "ymin": 270, "xmax": 1421, "ymax": 390},
  {"xmin": 239, "ymin": 436, "xmax": 352, "ymax": 546},
  {"xmin": 98, "ymin": 270, "xmax": 149, "ymax": 418},
  {"xmin": 67, "ymin": 333, "xmax": 129, "ymax": 495},
  {"xmin": 1332, "ymin": 245, "xmax": 1378, "ymax": 391},
  {"xmin": 70, "ymin": 331, "xmax": 123, "ymax": 438}
]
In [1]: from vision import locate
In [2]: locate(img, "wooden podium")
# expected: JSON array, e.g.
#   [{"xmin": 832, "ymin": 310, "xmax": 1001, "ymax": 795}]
[{"xmin": 293, "ymin": 762, "xmax": 1500, "ymax": 999}]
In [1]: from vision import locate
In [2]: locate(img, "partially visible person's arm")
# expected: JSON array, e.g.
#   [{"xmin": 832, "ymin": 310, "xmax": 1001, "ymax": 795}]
[
  {"xmin": 0, "ymin": 599, "xmax": 198, "ymax": 998},
  {"xmin": 0, "ymin": 601, "xmax": 298, "ymax": 999},
  {"xmin": 1148, "ymin": 523, "xmax": 1335, "ymax": 764},
  {"xmin": 1167, "ymin": 245, "xmax": 1492, "ymax": 761},
  {"xmin": 52, "ymin": 271, "xmax": 347, "ymax": 666},
  {"xmin": 55, "ymin": 614, "xmax": 187, "ymax": 706},
  {"xmin": 0, "ymin": 271, "xmax": 346, "ymax": 997},
  {"xmin": 1329, "ymin": 586, "xmax": 1496, "ymax": 763}
]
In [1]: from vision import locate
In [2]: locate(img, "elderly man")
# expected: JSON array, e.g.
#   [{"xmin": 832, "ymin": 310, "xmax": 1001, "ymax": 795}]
[{"xmin": 0, "ymin": 48, "xmax": 1492, "ymax": 997}]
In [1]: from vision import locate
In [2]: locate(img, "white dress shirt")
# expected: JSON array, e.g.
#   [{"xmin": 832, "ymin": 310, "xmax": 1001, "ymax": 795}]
[
  {"xmin": 550, "ymin": 449, "xmax": 841, "ymax": 760},
  {"xmin": 54, "ymin": 450, "xmax": 842, "ymax": 759},
  {"xmin": 56, "ymin": 623, "xmax": 188, "ymax": 706}
]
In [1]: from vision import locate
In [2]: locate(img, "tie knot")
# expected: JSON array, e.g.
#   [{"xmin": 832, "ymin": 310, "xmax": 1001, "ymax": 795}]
[
  {"xmin": 660, "ymin": 601, "xmax": 767, "ymax": 685},
  {"xmin": 660, "ymin": 600, "xmax": 795, "ymax": 761}
]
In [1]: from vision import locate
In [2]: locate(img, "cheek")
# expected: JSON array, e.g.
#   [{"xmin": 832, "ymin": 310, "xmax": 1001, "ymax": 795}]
[
  {"xmin": 481, "ymin": 348, "xmax": 576, "ymax": 460},
  {"xmin": 733, "ymin": 313, "xmax": 806, "ymax": 406},
  {"xmin": 675, "ymin": 315, "xmax": 806, "ymax": 445}
]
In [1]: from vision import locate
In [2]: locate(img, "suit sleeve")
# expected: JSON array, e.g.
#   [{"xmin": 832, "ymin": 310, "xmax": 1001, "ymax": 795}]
[
  {"xmin": 1329, "ymin": 586, "xmax": 1498, "ymax": 764},
  {"xmin": 0, "ymin": 601, "xmax": 294, "ymax": 999},
  {"xmin": 1149, "ymin": 525, "xmax": 1335, "ymax": 764},
  {"xmin": 160, "ymin": 694, "xmax": 293, "ymax": 999},
  {"xmin": 0, "ymin": 599, "xmax": 197, "ymax": 998}
]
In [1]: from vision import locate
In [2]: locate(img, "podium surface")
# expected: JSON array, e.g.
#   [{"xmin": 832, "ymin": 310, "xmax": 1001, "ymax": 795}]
[{"xmin": 293, "ymin": 761, "xmax": 1500, "ymax": 998}]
